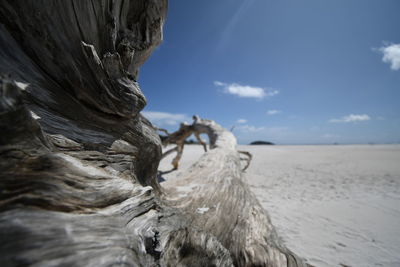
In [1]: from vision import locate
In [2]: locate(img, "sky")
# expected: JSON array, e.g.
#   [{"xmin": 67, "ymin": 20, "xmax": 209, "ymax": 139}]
[{"xmin": 139, "ymin": 0, "xmax": 400, "ymax": 145}]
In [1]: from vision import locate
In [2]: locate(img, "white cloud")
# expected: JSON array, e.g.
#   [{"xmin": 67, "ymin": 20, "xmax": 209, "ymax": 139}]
[
  {"xmin": 379, "ymin": 43, "xmax": 400, "ymax": 70},
  {"xmin": 214, "ymin": 81, "xmax": 279, "ymax": 100},
  {"xmin": 236, "ymin": 119, "xmax": 247, "ymax": 124},
  {"xmin": 267, "ymin": 110, "xmax": 281, "ymax": 115},
  {"xmin": 142, "ymin": 111, "xmax": 189, "ymax": 126},
  {"xmin": 329, "ymin": 114, "xmax": 370, "ymax": 123}
]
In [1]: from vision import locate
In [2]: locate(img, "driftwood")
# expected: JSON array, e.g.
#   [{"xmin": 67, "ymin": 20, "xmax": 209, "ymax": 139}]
[
  {"xmin": 159, "ymin": 117, "xmax": 207, "ymax": 169},
  {"xmin": 160, "ymin": 116, "xmax": 252, "ymax": 171},
  {"xmin": 238, "ymin": 150, "xmax": 253, "ymax": 171},
  {"xmin": 0, "ymin": 1, "xmax": 309, "ymax": 266},
  {"xmin": 162, "ymin": 117, "xmax": 307, "ymax": 266}
]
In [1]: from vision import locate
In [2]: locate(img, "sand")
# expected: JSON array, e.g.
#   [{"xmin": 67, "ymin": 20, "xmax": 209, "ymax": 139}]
[{"xmin": 159, "ymin": 144, "xmax": 400, "ymax": 267}]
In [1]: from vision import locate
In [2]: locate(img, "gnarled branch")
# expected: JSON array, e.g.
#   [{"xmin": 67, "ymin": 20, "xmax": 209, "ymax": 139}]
[{"xmin": 159, "ymin": 115, "xmax": 252, "ymax": 171}]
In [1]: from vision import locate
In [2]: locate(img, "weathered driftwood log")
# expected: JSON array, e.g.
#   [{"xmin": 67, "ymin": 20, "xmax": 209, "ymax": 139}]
[
  {"xmin": 162, "ymin": 117, "xmax": 308, "ymax": 266},
  {"xmin": 0, "ymin": 1, "xmax": 309, "ymax": 266}
]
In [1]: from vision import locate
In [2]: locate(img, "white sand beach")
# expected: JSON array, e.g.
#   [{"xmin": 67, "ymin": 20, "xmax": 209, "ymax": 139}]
[{"xmin": 159, "ymin": 144, "xmax": 400, "ymax": 267}]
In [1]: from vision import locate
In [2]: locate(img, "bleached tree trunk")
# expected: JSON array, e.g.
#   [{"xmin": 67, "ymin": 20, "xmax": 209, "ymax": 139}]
[{"xmin": 163, "ymin": 117, "xmax": 307, "ymax": 267}]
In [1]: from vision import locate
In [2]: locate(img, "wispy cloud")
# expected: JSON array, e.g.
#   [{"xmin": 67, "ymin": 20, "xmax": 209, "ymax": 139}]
[
  {"xmin": 142, "ymin": 111, "xmax": 189, "ymax": 126},
  {"xmin": 329, "ymin": 114, "xmax": 370, "ymax": 123},
  {"xmin": 214, "ymin": 81, "xmax": 279, "ymax": 100},
  {"xmin": 236, "ymin": 119, "xmax": 247, "ymax": 124},
  {"xmin": 216, "ymin": 0, "xmax": 256, "ymax": 51},
  {"xmin": 267, "ymin": 110, "xmax": 281, "ymax": 115},
  {"xmin": 378, "ymin": 43, "xmax": 400, "ymax": 70}
]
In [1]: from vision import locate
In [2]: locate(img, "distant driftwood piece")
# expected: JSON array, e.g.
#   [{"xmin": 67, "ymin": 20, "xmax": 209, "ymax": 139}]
[
  {"xmin": 160, "ymin": 118, "xmax": 207, "ymax": 169},
  {"xmin": 1, "ymin": 1, "xmax": 308, "ymax": 266},
  {"xmin": 238, "ymin": 150, "xmax": 253, "ymax": 171},
  {"xmin": 160, "ymin": 116, "xmax": 252, "ymax": 171}
]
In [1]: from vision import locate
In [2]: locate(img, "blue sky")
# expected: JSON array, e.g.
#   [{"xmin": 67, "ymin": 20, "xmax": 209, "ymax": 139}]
[{"xmin": 140, "ymin": 0, "xmax": 400, "ymax": 145}]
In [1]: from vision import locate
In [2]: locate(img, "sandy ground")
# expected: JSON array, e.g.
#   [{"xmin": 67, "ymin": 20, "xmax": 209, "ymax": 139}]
[{"xmin": 158, "ymin": 144, "xmax": 400, "ymax": 267}]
